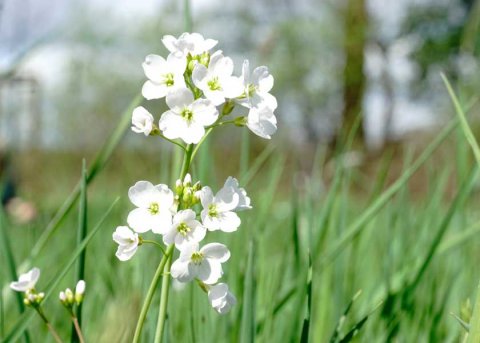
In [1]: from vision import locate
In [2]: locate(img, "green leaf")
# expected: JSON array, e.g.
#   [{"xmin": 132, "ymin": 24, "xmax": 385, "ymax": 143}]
[{"xmin": 240, "ymin": 241, "xmax": 255, "ymax": 343}]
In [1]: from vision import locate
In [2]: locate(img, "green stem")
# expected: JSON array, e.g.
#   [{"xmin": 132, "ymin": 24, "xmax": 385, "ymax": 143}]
[
  {"xmin": 34, "ymin": 307, "xmax": 63, "ymax": 343},
  {"xmin": 132, "ymin": 245, "xmax": 174, "ymax": 343},
  {"xmin": 71, "ymin": 317, "xmax": 85, "ymax": 343},
  {"xmin": 180, "ymin": 144, "xmax": 194, "ymax": 179},
  {"xmin": 191, "ymin": 130, "xmax": 212, "ymax": 161},
  {"xmin": 206, "ymin": 119, "xmax": 237, "ymax": 129},
  {"xmin": 141, "ymin": 240, "xmax": 166, "ymax": 254},
  {"xmin": 158, "ymin": 134, "xmax": 186, "ymax": 151},
  {"xmin": 153, "ymin": 254, "xmax": 173, "ymax": 343}
]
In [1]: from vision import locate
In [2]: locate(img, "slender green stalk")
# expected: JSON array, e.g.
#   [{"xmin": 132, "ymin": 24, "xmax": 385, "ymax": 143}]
[
  {"xmin": 72, "ymin": 160, "xmax": 88, "ymax": 343},
  {"xmin": 71, "ymin": 316, "xmax": 85, "ymax": 343},
  {"xmin": 132, "ymin": 245, "xmax": 174, "ymax": 343},
  {"xmin": 141, "ymin": 240, "xmax": 166, "ymax": 254},
  {"xmin": 154, "ymin": 255, "xmax": 173, "ymax": 343},
  {"xmin": 158, "ymin": 134, "xmax": 186, "ymax": 151},
  {"xmin": 34, "ymin": 307, "xmax": 62, "ymax": 343},
  {"xmin": 184, "ymin": 0, "xmax": 192, "ymax": 32}
]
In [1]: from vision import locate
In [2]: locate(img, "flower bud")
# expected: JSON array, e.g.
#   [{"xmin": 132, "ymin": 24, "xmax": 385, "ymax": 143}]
[
  {"xmin": 234, "ymin": 116, "xmax": 247, "ymax": 127},
  {"xmin": 175, "ymin": 179, "xmax": 183, "ymax": 195},
  {"xmin": 183, "ymin": 174, "xmax": 192, "ymax": 187},
  {"xmin": 59, "ymin": 291, "xmax": 67, "ymax": 303},
  {"xmin": 24, "ymin": 298, "xmax": 31, "ymax": 306},
  {"xmin": 199, "ymin": 52, "xmax": 210, "ymax": 66},
  {"xmin": 75, "ymin": 280, "xmax": 86, "ymax": 304},
  {"xmin": 222, "ymin": 100, "xmax": 235, "ymax": 115},
  {"xmin": 65, "ymin": 288, "xmax": 74, "ymax": 304},
  {"xmin": 182, "ymin": 188, "xmax": 193, "ymax": 205}
]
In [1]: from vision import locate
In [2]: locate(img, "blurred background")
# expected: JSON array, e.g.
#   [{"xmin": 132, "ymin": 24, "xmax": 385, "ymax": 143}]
[{"xmin": 1, "ymin": 0, "xmax": 480, "ymax": 342}]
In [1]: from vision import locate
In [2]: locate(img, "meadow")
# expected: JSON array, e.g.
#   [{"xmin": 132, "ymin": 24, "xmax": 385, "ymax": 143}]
[{"xmin": 1, "ymin": 76, "xmax": 480, "ymax": 343}]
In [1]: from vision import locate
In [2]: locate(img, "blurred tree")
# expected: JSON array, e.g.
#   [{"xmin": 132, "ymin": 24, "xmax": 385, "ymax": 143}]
[{"xmin": 340, "ymin": 0, "xmax": 367, "ymax": 145}]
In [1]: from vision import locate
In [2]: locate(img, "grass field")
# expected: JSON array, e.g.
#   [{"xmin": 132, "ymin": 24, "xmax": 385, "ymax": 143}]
[{"xmin": 2, "ymin": 83, "xmax": 480, "ymax": 343}]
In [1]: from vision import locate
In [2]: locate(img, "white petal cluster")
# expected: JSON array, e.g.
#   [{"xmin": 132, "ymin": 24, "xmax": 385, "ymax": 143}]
[
  {"xmin": 10, "ymin": 267, "xmax": 40, "ymax": 292},
  {"xmin": 127, "ymin": 181, "xmax": 175, "ymax": 234},
  {"xmin": 117, "ymin": 32, "xmax": 277, "ymax": 316},
  {"xmin": 208, "ymin": 283, "xmax": 236, "ymax": 314},
  {"xmin": 171, "ymin": 243, "xmax": 230, "ymax": 284},
  {"xmin": 131, "ymin": 32, "xmax": 278, "ymax": 143},
  {"xmin": 113, "ymin": 226, "xmax": 139, "ymax": 261}
]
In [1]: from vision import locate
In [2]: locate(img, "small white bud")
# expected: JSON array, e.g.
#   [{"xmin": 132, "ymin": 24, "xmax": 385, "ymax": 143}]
[
  {"xmin": 65, "ymin": 288, "xmax": 74, "ymax": 303},
  {"xmin": 59, "ymin": 291, "xmax": 67, "ymax": 302},
  {"xmin": 183, "ymin": 173, "xmax": 192, "ymax": 187},
  {"xmin": 75, "ymin": 280, "xmax": 86, "ymax": 304}
]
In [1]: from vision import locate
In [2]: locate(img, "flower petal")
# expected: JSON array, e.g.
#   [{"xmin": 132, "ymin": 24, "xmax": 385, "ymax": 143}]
[
  {"xmin": 166, "ymin": 87, "xmax": 194, "ymax": 111},
  {"xmin": 128, "ymin": 181, "xmax": 156, "ymax": 208},
  {"xmin": 201, "ymin": 243, "xmax": 230, "ymax": 262},
  {"xmin": 142, "ymin": 80, "xmax": 169, "ymax": 100}
]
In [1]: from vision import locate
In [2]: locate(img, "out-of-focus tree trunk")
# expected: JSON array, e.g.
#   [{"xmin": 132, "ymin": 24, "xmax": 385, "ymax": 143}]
[{"xmin": 340, "ymin": 0, "xmax": 367, "ymax": 145}]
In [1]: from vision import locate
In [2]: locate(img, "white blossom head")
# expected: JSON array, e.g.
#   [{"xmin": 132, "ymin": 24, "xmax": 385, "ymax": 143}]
[
  {"xmin": 192, "ymin": 50, "xmax": 243, "ymax": 106},
  {"xmin": 238, "ymin": 60, "xmax": 277, "ymax": 110},
  {"xmin": 10, "ymin": 267, "xmax": 40, "ymax": 292},
  {"xmin": 132, "ymin": 106, "xmax": 154, "ymax": 136},
  {"xmin": 246, "ymin": 106, "xmax": 277, "ymax": 139},
  {"xmin": 162, "ymin": 32, "xmax": 218, "ymax": 57},
  {"xmin": 142, "ymin": 54, "xmax": 186, "ymax": 100},
  {"xmin": 159, "ymin": 88, "xmax": 218, "ymax": 144},
  {"xmin": 200, "ymin": 186, "xmax": 241, "ymax": 232},
  {"xmin": 171, "ymin": 242, "xmax": 230, "ymax": 284},
  {"xmin": 223, "ymin": 177, "xmax": 251, "ymax": 211},
  {"xmin": 127, "ymin": 181, "xmax": 175, "ymax": 234},
  {"xmin": 163, "ymin": 209, "xmax": 207, "ymax": 248},
  {"xmin": 113, "ymin": 226, "xmax": 139, "ymax": 261},
  {"xmin": 208, "ymin": 283, "xmax": 236, "ymax": 314}
]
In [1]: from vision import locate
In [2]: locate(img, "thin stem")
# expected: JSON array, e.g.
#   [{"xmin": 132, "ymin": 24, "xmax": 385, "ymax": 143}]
[
  {"xmin": 132, "ymin": 245, "xmax": 174, "ymax": 343},
  {"xmin": 34, "ymin": 307, "xmax": 63, "ymax": 343},
  {"xmin": 191, "ymin": 129, "xmax": 213, "ymax": 162},
  {"xmin": 142, "ymin": 240, "xmax": 166, "ymax": 254},
  {"xmin": 159, "ymin": 134, "xmax": 186, "ymax": 151},
  {"xmin": 206, "ymin": 119, "xmax": 237, "ymax": 129},
  {"xmin": 71, "ymin": 317, "xmax": 85, "ymax": 343},
  {"xmin": 153, "ymin": 254, "xmax": 173, "ymax": 343},
  {"xmin": 180, "ymin": 144, "xmax": 194, "ymax": 179}
]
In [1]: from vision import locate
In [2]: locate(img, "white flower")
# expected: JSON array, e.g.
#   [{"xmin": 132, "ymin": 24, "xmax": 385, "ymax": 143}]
[
  {"xmin": 159, "ymin": 88, "xmax": 218, "ymax": 144},
  {"xmin": 127, "ymin": 181, "xmax": 175, "ymax": 234},
  {"xmin": 132, "ymin": 106, "xmax": 154, "ymax": 136},
  {"xmin": 238, "ymin": 60, "xmax": 277, "ymax": 110},
  {"xmin": 208, "ymin": 283, "xmax": 236, "ymax": 314},
  {"xmin": 171, "ymin": 243, "xmax": 230, "ymax": 284},
  {"xmin": 112, "ymin": 226, "xmax": 139, "ymax": 261},
  {"xmin": 200, "ymin": 186, "xmax": 241, "ymax": 232},
  {"xmin": 223, "ymin": 177, "xmax": 251, "ymax": 211},
  {"xmin": 162, "ymin": 32, "xmax": 217, "ymax": 57},
  {"xmin": 142, "ymin": 54, "xmax": 186, "ymax": 100},
  {"xmin": 163, "ymin": 209, "xmax": 206, "ymax": 248},
  {"xmin": 246, "ymin": 106, "xmax": 277, "ymax": 139},
  {"xmin": 10, "ymin": 267, "xmax": 40, "ymax": 292},
  {"xmin": 192, "ymin": 51, "xmax": 243, "ymax": 106}
]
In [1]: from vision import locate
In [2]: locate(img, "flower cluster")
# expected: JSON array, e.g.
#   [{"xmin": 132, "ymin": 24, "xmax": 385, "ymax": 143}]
[
  {"xmin": 114, "ymin": 174, "xmax": 246, "ymax": 313},
  {"xmin": 131, "ymin": 32, "xmax": 278, "ymax": 142},
  {"xmin": 115, "ymin": 32, "xmax": 277, "ymax": 317}
]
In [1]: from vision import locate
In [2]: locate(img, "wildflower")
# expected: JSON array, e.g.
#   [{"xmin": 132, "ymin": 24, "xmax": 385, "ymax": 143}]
[
  {"xmin": 200, "ymin": 186, "xmax": 241, "ymax": 232},
  {"xmin": 208, "ymin": 283, "xmax": 236, "ymax": 314},
  {"xmin": 162, "ymin": 32, "xmax": 217, "ymax": 58},
  {"xmin": 159, "ymin": 88, "xmax": 218, "ymax": 144},
  {"xmin": 142, "ymin": 54, "xmax": 186, "ymax": 100},
  {"xmin": 171, "ymin": 243, "xmax": 230, "ymax": 284},
  {"xmin": 131, "ymin": 106, "xmax": 154, "ymax": 136},
  {"xmin": 127, "ymin": 181, "xmax": 175, "ymax": 234},
  {"xmin": 163, "ymin": 209, "xmax": 206, "ymax": 248},
  {"xmin": 237, "ymin": 60, "xmax": 277, "ymax": 110},
  {"xmin": 10, "ymin": 267, "xmax": 40, "ymax": 292},
  {"xmin": 192, "ymin": 51, "xmax": 243, "ymax": 106},
  {"xmin": 246, "ymin": 106, "xmax": 277, "ymax": 139},
  {"xmin": 223, "ymin": 177, "xmax": 251, "ymax": 211},
  {"xmin": 113, "ymin": 226, "xmax": 139, "ymax": 261}
]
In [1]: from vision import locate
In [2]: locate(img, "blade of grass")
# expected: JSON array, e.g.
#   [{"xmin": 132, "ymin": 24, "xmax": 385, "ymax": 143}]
[
  {"xmin": 329, "ymin": 290, "xmax": 362, "ymax": 343},
  {"xmin": 240, "ymin": 241, "xmax": 255, "ymax": 343},
  {"xmin": 442, "ymin": 74, "xmax": 480, "ymax": 166},
  {"xmin": 300, "ymin": 252, "xmax": 313, "ymax": 343},
  {"xmin": 0, "ymin": 205, "xmax": 31, "ymax": 343},
  {"xmin": 468, "ymin": 280, "xmax": 480, "ymax": 342},
  {"xmin": 27, "ymin": 94, "xmax": 142, "ymax": 263},
  {"xmin": 72, "ymin": 160, "xmax": 88, "ymax": 343},
  {"xmin": 317, "ymin": 117, "xmax": 459, "ymax": 270},
  {"xmin": 240, "ymin": 144, "xmax": 275, "ymax": 186},
  {"xmin": 3, "ymin": 199, "xmax": 119, "ymax": 343}
]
